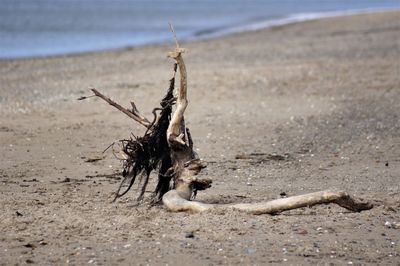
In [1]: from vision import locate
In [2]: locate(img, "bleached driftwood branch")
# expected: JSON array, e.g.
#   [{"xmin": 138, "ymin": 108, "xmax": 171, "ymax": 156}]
[{"xmin": 163, "ymin": 189, "xmax": 373, "ymax": 214}]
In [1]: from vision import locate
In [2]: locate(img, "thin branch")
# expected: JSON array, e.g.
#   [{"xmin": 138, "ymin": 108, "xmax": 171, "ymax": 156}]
[
  {"xmin": 91, "ymin": 88, "xmax": 151, "ymax": 128},
  {"xmin": 169, "ymin": 22, "xmax": 180, "ymax": 49},
  {"xmin": 130, "ymin": 101, "xmax": 149, "ymax": 123}
]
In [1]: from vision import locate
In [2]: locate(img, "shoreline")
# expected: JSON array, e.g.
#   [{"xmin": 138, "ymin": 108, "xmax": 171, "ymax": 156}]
[
  {"xmin": 193, "ymin": 7, "xmax": 400, "ymax": 40},
  {"xmin": 1, "ymin": 10, "xmax": 399, "ymax": 116},
  {"xmin": 1, "ymin": 7, "xmax": 399, "ymax": 61}
]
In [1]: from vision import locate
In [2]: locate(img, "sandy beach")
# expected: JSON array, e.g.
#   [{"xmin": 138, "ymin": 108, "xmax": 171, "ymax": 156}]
[{"xmin": 1, "ymin": 10, "xmax": 400, "ymax": 265}]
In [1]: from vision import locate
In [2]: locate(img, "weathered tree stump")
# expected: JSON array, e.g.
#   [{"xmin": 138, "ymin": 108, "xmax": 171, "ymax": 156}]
[{"xmin": 83, "ymin": 28, "xmax": 373, "ymax": 215}]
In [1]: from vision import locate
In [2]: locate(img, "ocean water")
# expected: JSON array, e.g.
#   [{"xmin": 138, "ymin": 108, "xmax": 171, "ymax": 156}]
[{"xmin": 0, "ymin": 0, "xmax": 399, "ymax": 59}]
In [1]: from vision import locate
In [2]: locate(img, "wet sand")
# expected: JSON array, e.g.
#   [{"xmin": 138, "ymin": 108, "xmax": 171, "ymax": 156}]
[{"xmin": 0, "ymin": 11, "xmax": 400, "ymax": 265}]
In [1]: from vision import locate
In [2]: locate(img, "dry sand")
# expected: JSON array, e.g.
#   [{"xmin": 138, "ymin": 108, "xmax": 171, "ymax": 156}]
[{"xmin": 1, "ymin": 11, "xmax": 400, "ymax": 265}]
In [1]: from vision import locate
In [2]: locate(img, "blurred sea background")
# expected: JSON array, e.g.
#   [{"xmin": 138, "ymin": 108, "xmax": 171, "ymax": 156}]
[{"xmin": 1, "ymin": 0, "xmax": 399, "ymax": 59}]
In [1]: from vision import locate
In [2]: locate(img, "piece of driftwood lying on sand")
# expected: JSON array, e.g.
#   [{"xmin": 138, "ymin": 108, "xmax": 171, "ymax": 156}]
[
  {"xmin": 82, "ymin": 28, "xmax": 373, "ymax": 215},
  {"xmin": 163, "ymin": 189, "xmax": 373, "ymax": 214}
]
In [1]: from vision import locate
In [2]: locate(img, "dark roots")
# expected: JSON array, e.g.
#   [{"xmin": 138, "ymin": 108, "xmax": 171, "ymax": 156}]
[{"xmin": 114, "ymin": 64, "xmax": 177, "ymax": 203}]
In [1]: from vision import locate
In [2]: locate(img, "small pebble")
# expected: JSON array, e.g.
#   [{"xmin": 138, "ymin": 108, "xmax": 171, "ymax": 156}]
[
  {"xmin": 385, "ymin": 221, "xmax": 392, "ymax": 228},
  {"xmin": 296, "ymin": 229, "xmax": 308, "ymax": 235},
  {"xmin": 246, "ymin": 248, "xmax": 256, "ymax": 254},
  {"xmin": 61, "ymin": 177, "xmax": 71, "ymax": 183},
  {"xmin": 185, "ymin": 232, "xmax": 195, "ymax": 238}
]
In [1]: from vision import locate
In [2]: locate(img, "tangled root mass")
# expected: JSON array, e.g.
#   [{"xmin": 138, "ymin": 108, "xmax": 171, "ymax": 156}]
[{"xmin": 114, "ymin": 66, "xmax": 177, "ymax": 203}]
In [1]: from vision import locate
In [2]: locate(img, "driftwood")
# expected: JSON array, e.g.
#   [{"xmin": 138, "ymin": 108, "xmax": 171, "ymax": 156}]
[
  {"xmin": 163, "ymin": 189, "xmax": 373, "ymax": 214},
  {"xmin": 83, "ymin": 28, "xmax": 373, "ymax": 215},
  {"xmin": 91, "ymin": 88, "xmax": 151, "ymax": 128}
]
